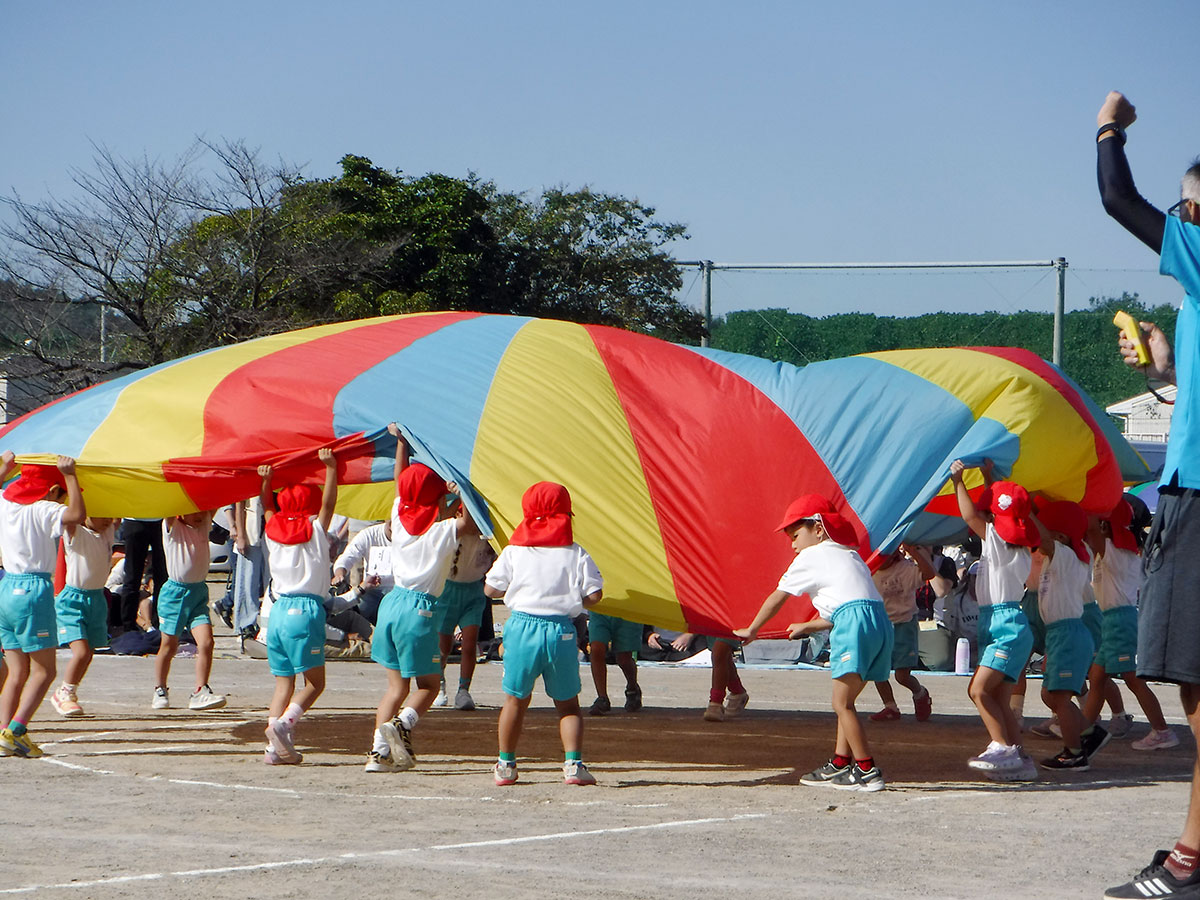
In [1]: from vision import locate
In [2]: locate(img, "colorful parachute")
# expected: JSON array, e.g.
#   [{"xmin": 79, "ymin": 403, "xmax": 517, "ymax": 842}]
[{"xmin": 0, "ymin": 313, "xmax": 1143, "ymax": 637}]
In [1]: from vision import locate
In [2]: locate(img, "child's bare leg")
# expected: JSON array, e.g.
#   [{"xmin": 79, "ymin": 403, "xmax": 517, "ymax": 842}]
[
  {"xmin": 498, "ymin": 693, "xmax": 532, "ymax": 755},
  {"xmin": 588, "ymin": 641, "xmax": 609, "ymax": 698},
  {"xmin": 555, "ymin": 696, "xmax": 583, "ymax": 754},
  {"xmin": 376, "ymin": 669, "xmax": 410, "ymax": 727},
  {"xmin": 615, "ymin": 650, "xmax": 638, "ymax": 692},
  {"xmin": 269, "ymin": 676, "xmax": 296, "ymax": 719},
  {"xmin": 459, "ymin": 625, "xmax": 480, "ymax": 686},
  {"xmin": 711, "ymin": 641, "xmax": 732, "ymax": 695},
  {"xmin": 1080, "ymin": 663, "xmax": 1108, "ymax": 724},
  {"xmin": 406, "ymin": 673, "xmax": 441, "ymax": 717},
  {"xmin": 968, "ymin": 666, "xmax": 1012, "ymax": 745},
  {"xmin": 1104, "ymin": 676, "xmax": 1126, "ymax": 715},
  {"xmin": 154, "ymin": 633, "xmax": 180, "ymax": 688},
  {"xmin": 14, "ymin": 648, "xmax": 55, "ymax": 723},
  {"xmin": 438, "ymin": 633, "xmax": 453, "ymax": 684},
  {"xmin": 994, "ymin": 681, "xmax": 1022, "ymax": 746},
  {"xmin": 831, "ymin": 674, "xmax": 870, "ymax": 760},
  {"xmin": 192, "ymin": 623, "xmax": 216, "ymax": 691},
  {"xmin": 63, "ymin": 639, "xmax": 93, "ymax": 686},
  {"xmin": 0, "ymin": 649, "xmax": 28, "ymax": 724},
  {"xmin": 1043, "ymin": 686, "xmax": 1085, "ymax": 749},
  {"xmin": 895, "ymin": 668, "xmax": 923, "ymax": 698},
  {"xmin": 1124, "ymin": 672, "xmax": 1169, "ymax": 731},
  {"xmin": 875, "ymin": 679, "xmax": 898, "ymax": 708},
  {"xmin": 295, "ymin": 666, "xmax": 325, "ymax": 711}
]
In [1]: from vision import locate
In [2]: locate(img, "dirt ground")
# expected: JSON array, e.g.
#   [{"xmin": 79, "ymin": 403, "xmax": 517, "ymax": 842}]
[{"xmin": 0, "ymin": 597, "xmax": 1194, "ymax": 900}]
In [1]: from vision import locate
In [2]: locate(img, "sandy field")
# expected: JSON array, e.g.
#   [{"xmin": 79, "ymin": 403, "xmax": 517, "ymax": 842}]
[{"xmin": 0, "ymin": 596, "xmax": 1192, "ymax": 900}]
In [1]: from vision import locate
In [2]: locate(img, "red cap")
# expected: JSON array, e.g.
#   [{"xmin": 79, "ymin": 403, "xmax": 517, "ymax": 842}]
[
  {"xmin": 1035, "ymin": 499, "xmax": 1090, "ymax": 563},
  {"xmin": 775, "ymin": 494, "xmax": 858, "ymax": 547},
  {"xmin": 987, "ymin": 481, "xmax": 1040, "ymax": 548},
  {"xmin": 264, "ymin": 484, "xmax": 322, "ymax": 545},
  {"xmin": 1104, "ymin": 499, "xmax": 1138, "ymax": 553},
  {"xmin": 396, "ymin": 464, "xmax": 447, "ymax": 536},
  {"xmin": 509, "ymin": 482, "xmax": 573, "ymax": 547},
  {"xmin": 2, "ymin": 464, "xmax": 66, "ymax": 505}
]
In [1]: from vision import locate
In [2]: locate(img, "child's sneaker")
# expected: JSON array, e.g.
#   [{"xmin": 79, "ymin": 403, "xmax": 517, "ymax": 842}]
[
  {"xmin": 266, "ymin": 720, "xmax": 301, "ymax": 763},
  {"xmin": 913, "ymin": 687, "xmax": 933, "ymax": 722},
  {"xmin": 188, "ymin": 685, "xmax": 226, "ymax": 711},
  {"xmin": 799, "ymin": 759, "xmax": 852, "ymax": 786},
  {"xmin": 986, "ymin": 750, "xmax": 1039, "ymax": 783},
  {"xmin": 1132, "ymin": 727, "xmax": 1181, "ymax": 751},
  {"xmin": 151, "ymin": 686, "xmax": 170, "ymax": 709},
  {"xmin": 1029, "ymin": 716, "xmax": 1058, "ymax": 738},
  {"xmin": 494, "ymin": 760, "xmax": 518, "ymax": 785},
  {"xmin": 869, "ymin": 706, "xmax": 902, "ymax": 722},
  {"xmin": 1108, "ymin": 712, "xmax": 1135, "ymax": 738},
  {"xmin": 828, "ymin": 765, "xmax": 885, "ymax": 792},
  {"xmin": 454, "ymin": 688, "xmax": 475, "ymax": 711},
  {"xmin": 563, "ymin": 760, "xmax": 596, "ymax": 785},
  {"xmin": 624, "ymin": 686, "xmax": 643, "ymax": 712},
  {"xmin": 703, "ymin": 701, "xmax": 724, "ymax": 722},
  {"xmin": 968, "ymin": 741, "xmax": 1020, "ymax": 771},
  {"xmin": 1103, "ymin": 849, "xmax": 1200, "ymax": 899},
  {"xmin": 589, "ymin": 696, "xmax": 611, "ymax": 716},
  {"xmin": 364, "ymin": 749, "xmax": 402, "ymax": 773},
  {"xmin": 1039, "ymin": 748, "xmax": 1089, "ymax": 771},
  {"xmin": 723, "ymin": 691, "xmax": 749, "ymax": 717},
  {"xmin": 0, "ymin": 728, "xmax": 43, "ymax": 758},
  {"xmin": 1081, "ymin": 723, "xmax": 1111, "ymax": 758},
  {"xmin": 432, "ymin": 683, "xmax": 449, "ymax": 708},
  {"xmin": 264, "ymin": 746, "xmax": 302, "ymax": 765},
  {"xmin": 50, "ymin": 684, "xmax": 84, "ymax": 718},
  {"xmin": 381, "ymin": 720, "xmax": 416, "ymax": 769}
]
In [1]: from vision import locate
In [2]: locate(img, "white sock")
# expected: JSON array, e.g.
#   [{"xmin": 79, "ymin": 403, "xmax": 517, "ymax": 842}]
[
  {"xmin": 62, "ymin": 682, "xmax": 77, "ymax": 693},
  {"xmin": 373, "ymin": 728, "xmax": 390, "ymax": 755},
  {"xmin": 268, "ymin": 716, "xmax": 279, "ymax": 727},
  {"xmin": 281, "ymin": 703, "xmax": 304, "ymax": 727},
  {"xmin": 396, "ymin": 707, "xmax": 419, "ymax": 730}
]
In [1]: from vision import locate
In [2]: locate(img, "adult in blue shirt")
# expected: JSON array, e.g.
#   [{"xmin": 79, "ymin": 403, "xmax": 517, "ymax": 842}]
[{"xmin": 1098, "ymin": 90, "xmax": 1200, "ymax": 900}]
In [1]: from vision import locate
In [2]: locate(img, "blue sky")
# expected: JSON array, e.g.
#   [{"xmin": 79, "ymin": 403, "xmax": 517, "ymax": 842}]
[{"xmin": 3, "ymin": 1, "xmax": 1198, "ymax": 321}]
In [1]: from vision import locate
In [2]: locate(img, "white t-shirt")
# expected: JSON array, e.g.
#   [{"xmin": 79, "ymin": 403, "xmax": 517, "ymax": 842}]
[
  {"xmin": 332, "ymin": 523, "xmax": 394, "ymax": 591},
  {"xmin": 1038, "ymin": 543, "xmax": 1092, "ymax": 624},
  {"xmin": 448, "ymin": 535, "xmax": 496, "ymax": 584},
  {"xmin": 390, "ymin": 498, "xmax": 459, "ymax": 595},
  {"xmin": 266, "ymin": 523, "xmax": 332, "ymax": 598},
  {"xmin": 975, "ymin": 523, "xmax": 1032, "ymax": 608},
  {"xmin": 0, "ymin": 497, "xmax": 66, "ymax": 574},
  {"xmin": 485, "ymin": 543, "xmax": 603, "ymax": 618},
  {"xmin": 872, "ymin": 557, "xmax": 923, "ymax": 623},
  {"xmin": 163, "ymin": 517, "xmax": 211, "ymax": 584},
  {"xmin": 777, "ymin": 540, "xmax": 880, "ymax": 620},
  {"xmin": 64, "ymin": 523, "xmax": 116, "ymax": 591},
  {"xmin": 1092, "ymin": 540, "xmax": 1140, "ymax": 611}
]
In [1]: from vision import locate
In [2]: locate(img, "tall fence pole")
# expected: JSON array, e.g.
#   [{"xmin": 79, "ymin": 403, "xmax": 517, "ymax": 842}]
[{"xmin": 1053, "ymin": 257, "xmax": 1068, "ymax": 367}]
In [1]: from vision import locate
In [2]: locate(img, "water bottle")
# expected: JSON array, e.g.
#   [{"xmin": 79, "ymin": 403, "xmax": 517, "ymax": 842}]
[{"xmin": 955, "ymin": 638, "xmax": 971, "ymax": 674}]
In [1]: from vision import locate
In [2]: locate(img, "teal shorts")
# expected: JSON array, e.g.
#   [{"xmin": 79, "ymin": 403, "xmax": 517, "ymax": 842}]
[
  {"xmin": 157, "ymin": 579, "xmax": 211, "ymax": 636},
  {"xmin": 829, "ymin": 599, "xmax": 893, "ymax": 682},
  {"xmin": 0, "ymin": 572, "xmax": 56, "ymax": 652},
  {"xmin": 501, "ymin": 610, "xmax": 581, "ymax": 701},
  {"xmin": 1083, "ymin": 601, "xmax": 1103, "ymax": 662},
  {"xmin": 434, "ymin": 580, "xmax": 487, "ymax": 635},
  {"xmin": 1020, "ymin": 588, "xmax": 1045, "ymax": 655},
  {"xmin": 587, "ymin": 611, "xmax": 641, "ymax": 654},
  {"xmin": 55, "ymin": 586, "xmax": 108, "ymax": 648},
  {"xmin": 977, "ymin": 602, "xmax": 1034, "ymax": 684},
  {"xmin": 371, "ymin": 586, "xmax": 441, "ymax": 677},
  {"xmin": 891, "ymin": 615, "xmax": 920, "ymax": 670},
  {"xmin": 1044, "ymin": 618, "xmax": 1092, "ymax": 695},
  {"xmin": 1098, "ymin": 605, "xmax": 1138, "ymax": 675},
  {"xmin": 267, "ymin": 593, "xmax": 326, "ymax": 677}
]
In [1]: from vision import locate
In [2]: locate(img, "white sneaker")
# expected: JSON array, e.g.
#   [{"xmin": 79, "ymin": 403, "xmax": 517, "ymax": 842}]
[
  {"xmin": 151, "ymin": 686, "xmax": 170, "ymax": 709},
  {"xmin": 364, "ymin": 750, "xmax": 402, "ymax": 773},
  {"xmin": 968, "ymin": 741, "xmax": 1021, "ymax": 771},
  {"xmin": 1132, "ymin": 727, "xmax": 1181, "ymax": 751},
  {"xmin": 432, "ymin": 684, "xmax": 450, "ymax": 708},
  {"xmin": 188, "ymin": 685, "xmax": 227, "ymax": 711},
  {"xmin": 266, "ymin": 720, "xmax": 301, "ymax": 762},
  {"xmin": 724, "ymin": 691, "xmax": 750, "ymax": 717},
  {"xmin": 380, "ymin": 721, "xmax": 415, "ymax": 770},
  {"xmin": 454, "ymin": 687, "xmax": 475, "ymax": 710},
  {"xmin": 1108, "ymin": 712, "xmax": 1135, "ymax": 738},
  {"xmin": 51, "ymin": 685, "xmax": 84, "ymax": 717},
  {"xmin": 563, "ymin": 760, "xmax": 597, "ymax": 785},
  {"xmin": 494, "ymin": 760, "xmax": 518, "ymax": 785}
]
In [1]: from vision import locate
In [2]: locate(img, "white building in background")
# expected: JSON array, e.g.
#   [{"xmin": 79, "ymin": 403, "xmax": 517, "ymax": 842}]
[{"xmin": 1106, "ymin": 385, "xmax": 1176, "ymax": 478}]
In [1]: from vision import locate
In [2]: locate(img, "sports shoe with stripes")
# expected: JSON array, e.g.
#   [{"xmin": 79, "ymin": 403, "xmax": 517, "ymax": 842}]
[
  {"xmin": 799, "ymin": 759, "xmax": 852, "ymax": 787},
  {"xmin": 1103, "ymin": 849, "xmax": 1200, "ymax": 898},
  {"xmin": 828, "ymin": 765, "xmax": 885, "ymax": 792},
  {"xmin": 382, "ymin": 720, "xmax": 416, "ymax": 769},
  {"xmin": 563, "ymin": 760, "xmax": 596, "ymax": 785},
  {"xmin": 494, "ymin": 760, "xmax": 518, "ymax": 786}
]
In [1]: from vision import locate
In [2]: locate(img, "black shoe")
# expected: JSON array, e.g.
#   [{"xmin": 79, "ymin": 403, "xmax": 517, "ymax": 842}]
[
  {"xmin": 1104, "ymin": 850, "xmax": 1200, "ymax": 898},
  {"xmin": 1082, "ymin": 723, "xmax": 1111, "ymax": 758},
  {"xmin": 624, "ymin": 687, "xmax": 643, "ymax": 712},
  {"xmin": 218, "ymin": 606, "xmax": 234, "ymax": 629},
  {"xmin": 589, "ymin": 696, "xmax": 611, "ymax": 716},
  {"xmin": 1039, "ymin": 748, "xmax": 1089, "ymax": 771},
  {"xmin": 799, "ymin": 759, "xmax": 852, "ymax": 786}
]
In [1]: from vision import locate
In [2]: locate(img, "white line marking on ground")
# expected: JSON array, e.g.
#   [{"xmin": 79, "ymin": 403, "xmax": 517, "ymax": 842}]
[
  {"xmin": 39, "ymin": 758, "xmax": 115, "ymax": 775},
  {"xmin": 0, "ymin": 814, "xmax": 768, "ymax": 894},
  {"xmin": 77, "ymin": 745, "xmax": 202, "ymax": 755}
]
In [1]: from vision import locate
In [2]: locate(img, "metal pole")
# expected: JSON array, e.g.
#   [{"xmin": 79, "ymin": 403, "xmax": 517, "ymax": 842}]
[
  {"xmin": 701, "ymin": 261, "xmax": 713, "ymax": 348},
  {"xmin": 100, "ymin": 303, "xmax": 108, "ymax": 363},
  {"xmin": 1053, "ymin": 257, "xmax": 1067, "ymax": 367}
]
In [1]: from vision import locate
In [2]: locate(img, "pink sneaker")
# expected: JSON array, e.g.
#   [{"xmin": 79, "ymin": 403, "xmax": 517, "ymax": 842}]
[
  {"xmin": 869, "ymin": 706, "xmax": 902, "ymax": 722},
  {"xmin": 563, "ymin": 760, "xmax": 597, "ymax": 785},
  {"xmin": 1131, "ymin": 728, "xmax": 1181, "ymax": 751}
]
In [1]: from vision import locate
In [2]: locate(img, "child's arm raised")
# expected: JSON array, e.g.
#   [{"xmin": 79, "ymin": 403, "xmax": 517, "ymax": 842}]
[
  {"xmin": 0, "ymin": 450, "xmax": 15, "ymax": 484},
  {"xmin": 258, "ymin": 465, "xmax": 275, "ymax": 523},
  {"xmin": 317, "ymin": 448, "xmax": 338, "ymax": 534},
  {"xmin": 903, "ymin": 542, "xmax": 938, "ymax": 581},
  {"xmin": 58, "ymin": 455, "xmax": 86, "ymax": 527},
  {"xmin": 387, "ymin": 423, "xmax": 409, "ymax": 494},
  {"xmin": 1029, "ymin": 508, "xmax": 1056, "ymax": 559},
  {"xmin": 582, "ymin": 589, "xmax": 602, "ymax": 609},
  {"xmin": 950, "ymin": 459, "xmax": 987, "ymax": 539}
]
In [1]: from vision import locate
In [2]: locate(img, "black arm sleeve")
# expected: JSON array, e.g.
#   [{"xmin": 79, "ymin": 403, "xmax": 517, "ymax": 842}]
[{"xmin": 1097, "ymin": 136, "xmax": 1165, "ymax": 255}]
